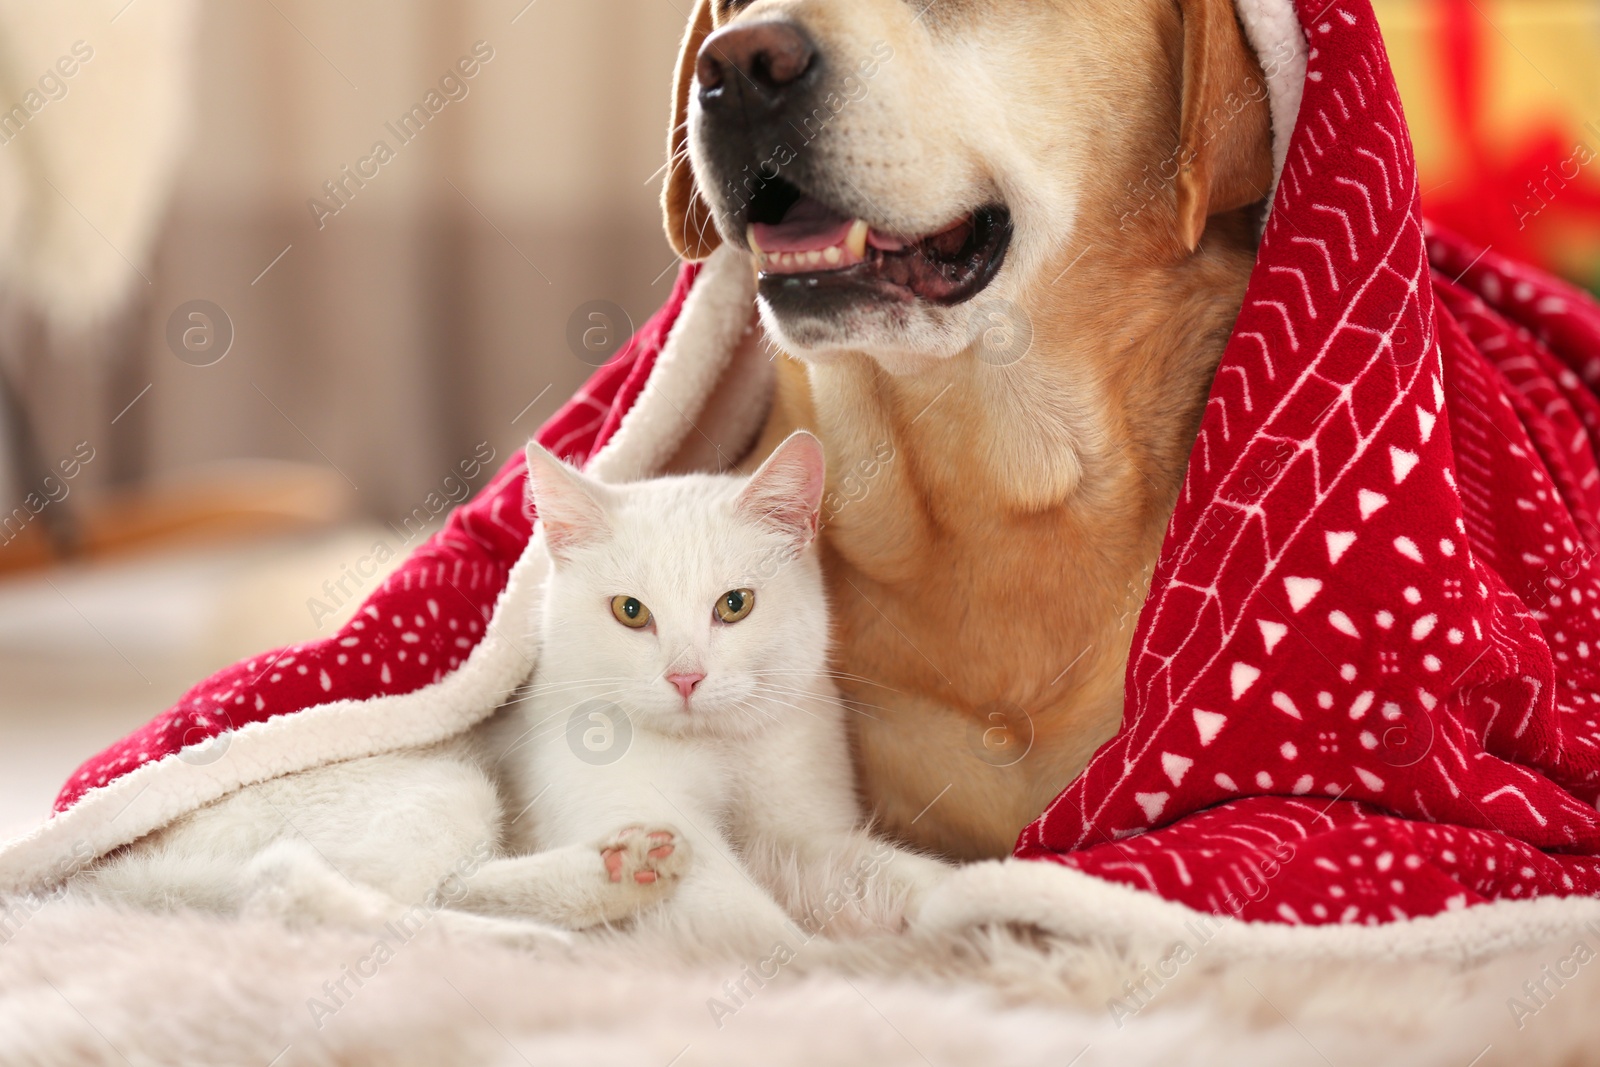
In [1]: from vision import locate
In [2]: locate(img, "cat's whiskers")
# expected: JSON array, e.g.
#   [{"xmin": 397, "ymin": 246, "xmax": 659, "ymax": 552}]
[
  {"xmin": 747, "ymin": 680, "xmax": 831, "ymax": 704},
  {"xmin": 508, "ymin": 677, "xmax": 632, "ymax": 697},
  {"xmin": 512, "ymin": 676, "xmax": 623, "ymax": 688},
  {"xmin": 739, "ymin": 686, "xmax": 830, "ymax": 723},
  {"xmin": 754, "ymin": 667, "xmax": 904, "ymax": 694},
  {"xmin": 749, "ymin": 680, "xmax": 887, "ymax": 722},
  {"xmin": 491, "ymin": 688, "xmax": 629, "ymax": 765},
  {"xmin": 728, "ymin": 696, "xmax": 785, "ymax": 729}
]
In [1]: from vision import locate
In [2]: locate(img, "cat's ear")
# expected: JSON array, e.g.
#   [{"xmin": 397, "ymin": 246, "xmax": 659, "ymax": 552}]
[
  {"xmin": 735, "ymin": 431, "xmax": 826, "ymax": 550},
  {"xmin": 524, "ymin": 442, "xmax": 610, "ymax": 562}
]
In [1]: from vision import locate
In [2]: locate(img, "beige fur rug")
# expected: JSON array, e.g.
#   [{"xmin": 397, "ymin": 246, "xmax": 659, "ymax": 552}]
[{"xmin": 2, "ymin": 891, "xmax": 1597, "ymax": 1067}]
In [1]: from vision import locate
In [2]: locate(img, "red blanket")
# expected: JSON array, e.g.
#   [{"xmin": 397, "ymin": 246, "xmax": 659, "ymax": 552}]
[
  {"xmin": 1012, "ymin": 5, "xmax": 1600, "ymax": 922},
  {"xmin": 42, "ymin": 0, "xmax": 1600, "ymax": 928}
]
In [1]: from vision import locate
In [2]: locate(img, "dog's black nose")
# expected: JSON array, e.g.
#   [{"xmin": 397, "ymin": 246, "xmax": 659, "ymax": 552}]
[{"xmin": 696, "ymin": 20, "xmax": 817, "ymax": 104}]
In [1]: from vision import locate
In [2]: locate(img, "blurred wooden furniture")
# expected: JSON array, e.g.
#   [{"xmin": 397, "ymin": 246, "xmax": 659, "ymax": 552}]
[{"xmin": 0, "ymin": 461, "xmax": 352, "ymax": 575}]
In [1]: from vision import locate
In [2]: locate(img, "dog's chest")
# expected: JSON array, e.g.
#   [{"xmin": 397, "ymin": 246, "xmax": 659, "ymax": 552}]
[
  {"xmin": 767, "ymin": 347, "xmax": 1180, "ymax": 859},
  {"xmin": 840, "ymin": 647, "xmax": 1131, "ymax": 860},
  {"xmin": 822, "ymin": 507, "xmax": 1155, "ymax": 859}
]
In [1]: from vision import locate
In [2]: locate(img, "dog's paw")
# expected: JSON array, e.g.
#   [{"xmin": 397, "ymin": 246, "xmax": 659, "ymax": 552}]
[{"xmin": 599, "ymin": 825, "xmax": 689, "ymax": 890}]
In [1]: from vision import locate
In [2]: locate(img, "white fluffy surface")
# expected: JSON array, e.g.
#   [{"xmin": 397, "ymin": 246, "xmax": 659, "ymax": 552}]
[{"xmin": 2, "ymin": 893, "xmax": 1597, "ymax": 1066}]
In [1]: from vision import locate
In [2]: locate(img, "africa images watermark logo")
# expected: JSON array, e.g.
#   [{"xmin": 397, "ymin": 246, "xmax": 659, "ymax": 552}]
[
  {"xmin": 165, "ymin": 300, "xmax": 235, "ymax": 367},
  {"xmin": 305, "ymin": 442, "xmax": 497, "ymax": 628},
  {"xmin": 307, "ymin": 42, "xmax": 496, "ymax": 229},
  {"xmin": 715, "ymin": 40, "xmax": 894, "ymax": 222},
  {"xmin": 303, "ymin": 839, "xmax": 496, "ymax": 1030},
  {"xmin": 565, "ymin": 700, "xmax": 632, "ymax": 766},
  {"xmin": 566, "ymin": 300, "xmax": 634, "ymax": 366},
  {"xmin": 0, "ymin": 40, "xmax": 94, "ymax": 145},
  {"xmin": 0, "ymin": 441, "xmax": 96, "ymax": 550}
]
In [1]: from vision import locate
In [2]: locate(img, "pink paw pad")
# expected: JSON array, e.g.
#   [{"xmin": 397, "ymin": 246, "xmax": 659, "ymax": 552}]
[{"xmin": 599, "ymin": 826, "xmax": 686, "ymax": 887}]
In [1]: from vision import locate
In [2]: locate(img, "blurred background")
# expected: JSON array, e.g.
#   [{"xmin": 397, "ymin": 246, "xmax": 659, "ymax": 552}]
[
  {"xmin": 0, "ymin": 0, "xmax": 1598, "ymax": 839},
  {"xmin": 0, "ymin": 0, "xmax": 686, "ymax": 836}
]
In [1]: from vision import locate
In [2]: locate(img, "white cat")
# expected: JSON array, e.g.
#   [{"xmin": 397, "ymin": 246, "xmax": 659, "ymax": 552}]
[
  {"xmin": 80, "ymin": 432, "xmax": 945, "ymax": 946},
  {"xmin": 458, "ymin": 431, "xmax": 948, "ymax": 942}
]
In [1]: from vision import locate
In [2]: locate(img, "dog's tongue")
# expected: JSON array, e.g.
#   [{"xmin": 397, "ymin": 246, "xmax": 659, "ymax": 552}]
[
  {"xmin": 749, "ymin": 192, "xmax": 1005, "ymax": 302},
  {"xmin": 749, "ymin": 196, "xmax": 911, "ymax": 265},
  {"xmin": 750, "ymin": 197, "xmax": 856, "ymax": 254}
]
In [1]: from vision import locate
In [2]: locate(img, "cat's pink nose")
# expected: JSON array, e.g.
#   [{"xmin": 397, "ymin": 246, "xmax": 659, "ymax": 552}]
[{"xmin": 667, "ymin": 672, "xmax": 705, "ymax": 700}]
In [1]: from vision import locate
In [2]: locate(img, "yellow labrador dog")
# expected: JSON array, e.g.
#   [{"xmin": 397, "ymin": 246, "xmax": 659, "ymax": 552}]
[{"xmin": 662, "ymin": 0, "xmax": 1275, "ymax": 860}]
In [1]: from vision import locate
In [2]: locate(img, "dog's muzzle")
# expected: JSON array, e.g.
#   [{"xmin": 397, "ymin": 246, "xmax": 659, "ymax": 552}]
[{"xmin": 692, "ymin": 18, "xmax": 1013, "ymax": 310}]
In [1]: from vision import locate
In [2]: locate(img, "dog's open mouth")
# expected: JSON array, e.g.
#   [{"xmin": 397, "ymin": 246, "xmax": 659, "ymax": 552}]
[{"xmin": 744, "ymin": 178, "xmax": 1012, "ymax": 306}]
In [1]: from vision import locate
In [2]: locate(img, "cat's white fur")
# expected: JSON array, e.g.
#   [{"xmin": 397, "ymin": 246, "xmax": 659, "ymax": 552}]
[
  {"xmin": 80, "ymin": 433, "xmax": 946, "ymax": 948},
  {"xmin": 80, "ymin": 746, "xmax": 568, "ymax": 946},
  {"xmin": 462, "ymin": 432, "xmax": 949, "ymax": 942}
]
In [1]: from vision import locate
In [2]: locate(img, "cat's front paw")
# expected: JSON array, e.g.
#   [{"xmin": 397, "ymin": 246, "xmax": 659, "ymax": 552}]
[{"xmin": 600, "ymin": 825, "xmax": 689, "ymax": 890}]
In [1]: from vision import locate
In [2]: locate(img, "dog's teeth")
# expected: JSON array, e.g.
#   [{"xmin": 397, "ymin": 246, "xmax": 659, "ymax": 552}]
[
  {"xmin": 781, "ymin": 253, "xmax": 796, "ymax": 269},
  {"xmin": 823, "ymin": 246, "xmax": 842, "ymax": 265},
  {"xmin": 806, "ymin": 250, "xmax": 822, "ymax": 267},
  {"xmin": 746, "ymin": 225, "xmax": 763, "ymax": 255},
  {"xmin": 846, "ymin": 219, "xmax": 869, "ymax": 259}
]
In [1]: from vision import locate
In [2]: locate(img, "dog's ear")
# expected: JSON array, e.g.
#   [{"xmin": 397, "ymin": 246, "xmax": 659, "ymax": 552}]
[
  {"xmin": 662, "ymin": 0, "xmax": 724, "ymax": 261},
  {"xmin": 1173, "ymin": 0, "xmax": 1275, "ymax": 251}
]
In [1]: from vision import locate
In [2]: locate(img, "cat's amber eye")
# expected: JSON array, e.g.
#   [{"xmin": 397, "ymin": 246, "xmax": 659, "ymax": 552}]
[
  {"xmin": 611, "ymin": 595, "xmax": 651, "ymax": 629},
  {"xmin": 715, "ymin": 588, "xmax": 755, "ymax": 624}
]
